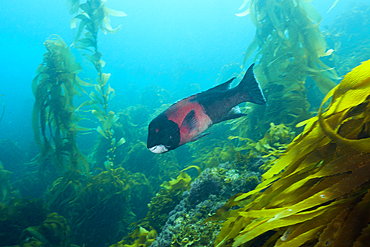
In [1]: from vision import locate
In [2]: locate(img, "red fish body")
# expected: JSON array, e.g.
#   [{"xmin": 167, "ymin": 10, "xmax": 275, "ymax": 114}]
[{"xmin": 147, "ymin": 64, "xmax": 267, "ymax": 153}]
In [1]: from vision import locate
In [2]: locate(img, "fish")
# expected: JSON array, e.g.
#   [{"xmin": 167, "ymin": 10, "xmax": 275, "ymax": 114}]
[{"xmin": 147, "ymin": 64, "xmax": 267, "ymax": 153}]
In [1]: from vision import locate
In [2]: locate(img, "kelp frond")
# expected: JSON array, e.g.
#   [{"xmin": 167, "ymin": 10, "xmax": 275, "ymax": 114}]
[
  {"xmin": 31, "ymin": 35, "xmax": 89, "ymax": 172},
  {"xmin": 68, "ymin": 0, "xmax": 126, "ymax": 169},
  {"xmin": 211, "ymin": 59, "xmax": 370, "ymax": 246},
  {"xmin": 236, "ymin": 0, "xmax": 339, "ymax": 141}
]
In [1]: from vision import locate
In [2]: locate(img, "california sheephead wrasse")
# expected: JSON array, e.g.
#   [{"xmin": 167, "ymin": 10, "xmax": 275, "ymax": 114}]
[{"xmin": 147, "ymin": 64, "xmax": 267, "ymax": 153}]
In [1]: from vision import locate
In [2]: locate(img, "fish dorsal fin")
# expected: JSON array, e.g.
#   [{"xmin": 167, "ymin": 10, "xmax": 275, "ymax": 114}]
[
  {"xmin": 180, "ymin": 110, "xmax": 198, "ymax": 135},
  {"xmin": 205, "ymin": 77, "xmax": 236, "ymax": 93}
]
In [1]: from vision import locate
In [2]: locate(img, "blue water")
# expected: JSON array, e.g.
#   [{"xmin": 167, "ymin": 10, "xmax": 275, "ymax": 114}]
[
  {"xmin": 0, "ymin": 0, "xmax": 352, "ymax": 150},
  {"xmin": 0, "ymin": 1, "xmax": 366, "ymax": 246}
]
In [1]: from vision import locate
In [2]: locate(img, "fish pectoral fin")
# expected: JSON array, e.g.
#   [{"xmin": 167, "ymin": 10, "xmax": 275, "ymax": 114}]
[
  {"xmin": 191, "ymin": 132, "xmax": 210, "ymax": 142},
  {"xmin": 180, "ymin": 110, "xmax": 198, "ymax": 134}
]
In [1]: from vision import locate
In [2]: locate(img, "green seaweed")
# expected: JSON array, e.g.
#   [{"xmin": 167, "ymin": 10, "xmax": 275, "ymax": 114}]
[
  {"xmin": 69, "ymin": 0, "xmax": 126, "ymax": 170},
  {"xmin": 140, "ymin": 171, "xmax": 193, "ymax": 233},
  {"xmin": 0, "ymin": 199, "xmax": 48, "ymax": 246},
  {"xmin": 31, "ymin": 35, "xmax": 89, "ymax": 173},
  {"xmin": 19, "ymin": 213, "xmax": 70, "ymax": 247},
  {"xmin": 211, "ymin": 59, "xmax": 370, "ymax": 246},
  {"xmin": 110, "ymin": 226, "xmax": 157, "ymax": 247},
  {"xmin": 323, "ymin": 2, "xmax": 370, "ymax": 77},
  {"xmin": 0, "ymin": 161, "xmax": 12, "ymax": 203},
  {"xmin": 68, "ymin": 168, "xmax": 133, "ymax": 247},
  {"xmin": 236, "ymin": 0, "xmax": 339, "ymax": 140}
]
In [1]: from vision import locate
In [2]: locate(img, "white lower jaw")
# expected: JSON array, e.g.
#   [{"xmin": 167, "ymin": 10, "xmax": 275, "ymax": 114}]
[{"xmin": 149, "ymin": 145, "xmax": 169, "ymax": 154}]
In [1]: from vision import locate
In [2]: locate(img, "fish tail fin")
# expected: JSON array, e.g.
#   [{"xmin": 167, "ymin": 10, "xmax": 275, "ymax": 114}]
[{"xmin": 239, "ymin": 64, "xmax": 267, "ymax": 105}]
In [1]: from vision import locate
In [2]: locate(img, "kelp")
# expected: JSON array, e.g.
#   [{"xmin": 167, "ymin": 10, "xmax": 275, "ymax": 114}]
[
  {"xmin": 323, "ymin": 2, "xmax": 370, "ymax": 77},
  {"xmin": 211, "ymin": 59, "xmax": 370, "ymax": 246},
  {"xmin": 0, "ymin": 199, "xmax": 48, "ymax": 246},
  {"xmin": 19, "ymin": 213, "xmax": 70, "ymax": 247},
  {"xmin": 68, "ymin": 167, "xmax": 133, "ymax": 247},
  {"xmin": 44, "ymin": 170, "xmax": 83, "ymax": 216},
  {"xmin": 31, "ymin": 35, "xmax": 89, "ymax": 173},
  {"xmin": 236, "ymin": 0, "xmax": 339, "ymax": 140},
  {"xmin": 110, "ymin": 227, "xmax": 157, "ymax": 247},
  {"xmin": 0, "ymin": 161, "xmax": 12, "ymax": 203},
  {"xmin": 111, "ymin": 170, "xmax": 195, "ymax": 246},
  {"xmin": 140, "ymin": 170, "xmax": 193, "ymax": 233},
  {"xmin": 229, "ymin": 123, "xmax": 296, "ymax": 171},
  {"xmin": 69, "ymin": 0, "xmax": 126, "ymax": 169}
]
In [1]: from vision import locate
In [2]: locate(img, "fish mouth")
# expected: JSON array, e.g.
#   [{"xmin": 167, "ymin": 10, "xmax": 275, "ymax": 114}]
[{"xmin": 149, "ymin": 145, "xmax": 169, "ymax": 154}]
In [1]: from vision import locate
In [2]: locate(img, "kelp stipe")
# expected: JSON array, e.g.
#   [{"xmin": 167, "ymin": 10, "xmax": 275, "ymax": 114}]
[
  {"xmin": 211, "ymin": 59, "xmax": 370, "ymax": 246},
  {"xmin": 236, "ymin": 0, "xmax": 339, "ymax": 140},
  {"xmin": 69, "ymin": 0, "xmax": 126, "ymax": 169},
  {"xmin": 31, "ymin": 35, "xmax": 89, "ymax": 173}
]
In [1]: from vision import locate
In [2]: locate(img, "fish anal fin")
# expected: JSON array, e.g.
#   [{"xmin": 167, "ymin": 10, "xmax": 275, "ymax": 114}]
[
  {"xmin": 222, "ymin": 106, "xmax": 247, "ymax": 121},
  {"xmin": 191, "ymin": 132, "xmax": 210, "ymax": 142},
  {"xmin": 180, "ymin": 110, "xmax": 198, "ymax": 135}
]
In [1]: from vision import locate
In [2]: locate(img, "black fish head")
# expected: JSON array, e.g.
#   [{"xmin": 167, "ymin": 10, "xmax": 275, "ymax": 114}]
[{"xmin": 147, "ymin": 114, "xmax": 180, "ymax": 153}]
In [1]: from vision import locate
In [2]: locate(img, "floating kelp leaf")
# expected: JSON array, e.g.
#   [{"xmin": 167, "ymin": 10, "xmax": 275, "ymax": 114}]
[
  {"xmin": 89, "ymin": 91, "xmax": 103, "ymax": 104},
  {"xmin": 71, "ymin": 125, "xmax": 91, "ymax": 132},
  {"xmin": 92, "ymin": 109, "xmax": 105, "ymax": 122},
  {"xmin": 86, "ymin": 52, "xmax": 102, "ymax": 64},
  {"xmin": 301, "ymin": 1, "xmax": 322, "ymax": 23},
  {"xmin": 238, "ymin": 0, "xmax": 250, "ymax": 10},
  {"xmin": 76, "ymin": 99, "xmax": 98, "ymax": 112},
  {"xmin": 91, "ymin": 104, "xmax": 105, "ymax": 116},
  {"xmin": 79, "ymin": 2, "xmax": 91, "ymax": 14},
  {"xmin": 75, "ymin": 76, "xmax": 92, "ymax": 87},
  {"xmin": 94, "ymin": 84, "xmax": 103, "ymax": 95},
  {"xmin": 327, "ymin": 0, "xmax": 339, "ymax": 13},
  {"xmin": 104, "ymin": 160, "xmax": 113, "ymax": 170},
  {"xmin": 68, "ymin": 62, "xmax": 82, "ymax": 74},
  {"xmin": 101, "ymin": 24, "xmax": 122, "ymax": 34},
  {"xmin": 31, "ymin": 74, "xmax": 41, "ymax": 96},
  {"xmin": 103, "ymin": 111, "xmax": 119, "ymax": 130},
  {"xmin": 235, "ymin": 8, "xmax": 250, "ymax": 17},
  {"xmin": 103, "ymin": 6, "xmax": 127, "ymax": 17},
  {"xmin": 106, "ymin": 84, "xmax": 115, "ymax": 100},
  {"xmin": 242, "ymin": 37, "xmax": 258, "ymax": 66},
  {"xmin": 100, "ymin": 73, "xmax": 111, "ymax": 87},
  {"xmin": 77, "ymin": 38, "xmax": 95, "ymax": 48},
  {"xmin": 97, "ymin": 126, "xmax": 108, "ymax": 139},
  {"xmin": 71, "ymin": 13, "xmax": 87, "ymax": 28},
  {"xmin": 181, "ymin": 165, "xmax": 202, "ymax": 179},
  {"xmin": 116, "ymin": 137, "xmax": 126, "ymax": 147},
  {"xmin": 66, "ymin": 0, "xmax": 80, "ymax": 14},
  {"xmin": 72, "ymin": 17, "xmax": 90, "ymax": 46},
  {"xmin": 324, "ymin": 48, "xmax": 334, "ymax": 56}
]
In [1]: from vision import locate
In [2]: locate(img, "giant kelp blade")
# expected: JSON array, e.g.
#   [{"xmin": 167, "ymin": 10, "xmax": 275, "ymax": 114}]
[
  {"xmin": 327, "ymin": 0, "xmax": 340, "ymax": 13},
  {"xmin": 214, "ymin": 59, "xmax": 370, "ymax": 246}
]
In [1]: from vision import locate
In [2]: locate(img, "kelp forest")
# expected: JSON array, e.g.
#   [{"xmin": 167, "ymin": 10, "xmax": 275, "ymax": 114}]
[{"xmin": 1, "ymin": 0, "xmax": 370, "ymax": 247}]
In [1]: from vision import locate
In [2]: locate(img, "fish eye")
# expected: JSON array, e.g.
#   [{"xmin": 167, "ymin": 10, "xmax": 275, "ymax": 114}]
[{"xmin": 155, "ymin": 128, "xmax": 159, "ymax": 133}]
